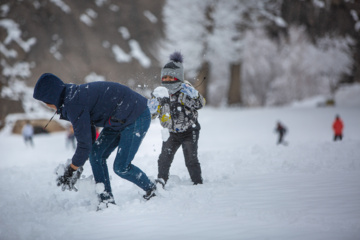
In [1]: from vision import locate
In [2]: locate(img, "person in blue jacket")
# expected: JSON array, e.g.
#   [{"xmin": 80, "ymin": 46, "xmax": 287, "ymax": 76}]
[{"xmin": 33, "ymin": 73, "xmax": 157, "ymax": 208}]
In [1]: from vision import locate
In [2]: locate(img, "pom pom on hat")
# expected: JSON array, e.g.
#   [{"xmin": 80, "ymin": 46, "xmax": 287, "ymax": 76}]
[{"xmin": 169, "ymin": 51, "xmax": 183, "ymax": 63}]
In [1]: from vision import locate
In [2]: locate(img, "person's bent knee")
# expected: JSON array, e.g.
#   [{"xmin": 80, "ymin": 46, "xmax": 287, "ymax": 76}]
[{"xmin": 113, "ymin": 165, "xmax": 130, "ymax": 178}]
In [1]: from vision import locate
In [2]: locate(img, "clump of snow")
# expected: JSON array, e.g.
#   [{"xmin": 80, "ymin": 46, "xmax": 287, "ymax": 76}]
[
  {"xmin": 32, "ymin": 1, "xmax": 41, "ymax": 9},
  {"xmin": 54, "ymin": 160, "xmax": 69, "ymax": 176},
  {"xmin": 2, "ymin": 79, "xmax": 28, "ymax": 99},
  {"xmin": 80, "ymin": 14, "xmax": 93, "ymax": 26},
  {"xmin": 152, "ymin": 86, "xmax": 169, "ymax": 98},
  {"xmin": 112, "ymin": 44, "xmax": 132, "ymax": 62},
  {"xmin": 50, "ymin": 34, "xmax": 63, "ymax": 60},
  {"xmin": 355, "ymin": 22, "xmax": 360, "ymax": 32},
  {"xmin": 352, "ymin": 5, "xmax": 360, "ymax": 32},
  {"xmin": 95, "ymin": 183, "xmax": 105, "ymax": 194},
  {"xmin": 350, "ymin": 10, "xmax": 359, "ymax": 21},
  {"xmin": 80, "ymin": 8, "xmax": 98, "ymax": 27},
  {"xmin": 0, "ymin": 4, "xmax": 10, "ymax": 17},
  {"xmin": 0, "ymin": 42, "xmax": 17, "ymax": 58},
  {"xmin": 161, "ymin": 128, "xmax": 170, "ymax": 142},
  {"xmin": 84, "ymin": 72, "xmax": 106, "ymax": 83},
  {"xmin": 129, "ymin": 40, "xmax": 151, "ymax": 68},
  {"xmin": 118, "ymin": 26, "xmax": 130, "ymax": 40},
  {"xmin": 313, "ymin": 0, "xmax": 325, "ymax": 8},
  {"xmin": 102, "ymin": 40, "xmax": 110, "ymax": 48},
  {"xmin": 109, "ymin": 4, "xmax": 119, "ymax": 12},
  {"xmin": 95, "ymin": 0, "xmax": 108, "ymax": 7},
  {"xmin": 143, "ymin": 10, "xmax": 158, "ymax": 23},
  {"xmin": 49, "ymin": 0, "xmax": 71, "ymax": 13},
  {"xmin": 0, "ymin": 19, "xmax": 37, "ymax": 54},
  {"xmin": 112, "ymin": 41, "xmax": 151, "ymax": 68},
  {"xmin": 1, "ymin": 60, "xmax": 35, "ymax": 78},
  {"xmin": 86, "ymin": 8, "xmax": 98, "ymax": 18}
]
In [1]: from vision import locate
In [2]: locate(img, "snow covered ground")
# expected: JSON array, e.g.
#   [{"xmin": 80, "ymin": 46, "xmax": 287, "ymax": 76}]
[{"xmin": 1, "ymin": 101, "xmax": 360, "ymax": 240}]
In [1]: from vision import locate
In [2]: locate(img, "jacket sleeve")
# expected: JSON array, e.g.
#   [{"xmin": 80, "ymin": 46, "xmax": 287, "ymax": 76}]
[{"xmin": 67, "ymin": 105, "xmax": 93, "ymax": 167}]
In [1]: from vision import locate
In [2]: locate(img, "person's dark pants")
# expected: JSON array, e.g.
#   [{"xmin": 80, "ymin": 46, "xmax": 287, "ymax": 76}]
[
  {"xmin": 89, "ymin": 108, "xmax": 155, "ymax": 201},
  {"xmin": 334, "ymin": 134, "xmax": 343, "ymax": 141},
  {"xmin": 158, "ymin": 129, "xmax": 203, "ymax": 185},
  {"xmin": 24, "ymin": 136, "xmax": 34, "ymax": 147},
  {"xmin": 277, "ymin": 133, "xmax": 284, "ymax": 144}
]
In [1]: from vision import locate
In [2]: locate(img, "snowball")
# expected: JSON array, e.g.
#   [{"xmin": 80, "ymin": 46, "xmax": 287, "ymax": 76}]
[
  {"xmin": 153, "ymin": 86, "xmax": 169, "ymax": 98},
  {"xmin": 95, "ymin": 183, "xmax": 105, "ymax": 194},
  {"xmin": 161, "ymin": 128, "xmax": 170, "ymax": 142}
]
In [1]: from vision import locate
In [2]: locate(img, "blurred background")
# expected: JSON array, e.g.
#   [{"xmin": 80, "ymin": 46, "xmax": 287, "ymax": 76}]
[{"xmin": 1, "ymin": 0, "xmax": 359, "ymax": 131}]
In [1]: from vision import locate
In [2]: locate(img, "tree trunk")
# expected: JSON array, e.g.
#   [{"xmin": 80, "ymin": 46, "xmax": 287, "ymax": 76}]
[
  {"xmin": 0, "ymin": 98, "xmax": 24, "ymax": 130},
  {"xmin": 195, "ymin": 61, "xmax": 209, "ymax": 101},
  {"xmin": 228, "ymin": 63, "xmax": 242, "ymax": 105}
]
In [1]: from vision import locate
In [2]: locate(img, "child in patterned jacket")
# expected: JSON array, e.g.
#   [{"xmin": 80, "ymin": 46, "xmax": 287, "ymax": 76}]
[{"xmin": 148, "ymin": 51, "xmax": 205, "ymax": 186}]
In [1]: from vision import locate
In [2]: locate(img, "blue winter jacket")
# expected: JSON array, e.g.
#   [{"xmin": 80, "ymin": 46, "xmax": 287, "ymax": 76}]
[{"xmin": 33, "ymin": 73, "xmax": 147, "ymax": 167}]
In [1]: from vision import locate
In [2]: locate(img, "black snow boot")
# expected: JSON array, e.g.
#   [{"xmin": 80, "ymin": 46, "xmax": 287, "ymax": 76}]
[
  {"xmin": 143, "ymin": 185, "xmax": 157, "ymax": 200},
  {"xmin": 97, "ymin": 199, "xmax": 116, "ymax": 211},
  {"xmin": 97, "ymin": 193, "xmax": 116, "ymax": 211},
  {"xmin": 155, "ymin": 178, "xmax": 166, "ymax": 189}
]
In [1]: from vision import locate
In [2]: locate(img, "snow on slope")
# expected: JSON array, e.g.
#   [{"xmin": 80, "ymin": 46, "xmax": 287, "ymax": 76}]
[{"xmin": 0, "ymin": 104, "xmax": 359, "ymax": 240}]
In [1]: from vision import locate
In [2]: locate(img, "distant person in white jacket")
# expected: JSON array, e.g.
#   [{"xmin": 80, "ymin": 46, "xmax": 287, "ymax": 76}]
[{"xmin": 22, "ymin": 120, "xmax": 34, "ymax": 147}]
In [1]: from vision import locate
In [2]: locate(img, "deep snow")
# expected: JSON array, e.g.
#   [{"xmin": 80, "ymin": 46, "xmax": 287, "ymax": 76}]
[{"xmin": 1, "ymin": 103, "xmax": 360, "ymax": 240}]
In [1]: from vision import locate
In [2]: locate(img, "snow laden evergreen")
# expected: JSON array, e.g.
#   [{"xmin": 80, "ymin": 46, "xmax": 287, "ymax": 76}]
[{"xmin": 162, "ymin": 0, "xmax": 354, "ymax": 106}]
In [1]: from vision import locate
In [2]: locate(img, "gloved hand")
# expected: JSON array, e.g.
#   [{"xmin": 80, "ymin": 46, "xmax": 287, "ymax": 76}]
[
  {"xmin": 147, "ymin": 98, "xmax": 159, "ymax": 114},
  {"xmin": 56, "ymin": 164, "xmax": 83, "ymax": 191},
  {"xmin": 180, "ymin": 83, "xmax": 199, "ymax": 99}
]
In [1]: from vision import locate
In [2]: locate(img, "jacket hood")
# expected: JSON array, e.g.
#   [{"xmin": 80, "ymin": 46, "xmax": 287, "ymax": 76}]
[{"xmin": 33, "ymin": 73, "xmax": 66, "ymax": 109}]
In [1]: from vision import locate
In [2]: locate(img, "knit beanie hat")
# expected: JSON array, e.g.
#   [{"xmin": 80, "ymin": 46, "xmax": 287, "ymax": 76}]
[{"xmin": 161, "ymin": 51, "xmax": 184, "ymax": 94}]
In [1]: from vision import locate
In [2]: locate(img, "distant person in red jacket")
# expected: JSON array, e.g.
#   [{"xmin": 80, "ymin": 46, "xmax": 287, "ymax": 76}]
[
  {"xmin": 332, "ymin": 115, "xmax": 344, "ymax": 141},
  {"xmin": 275, "ymin": 121, "xmax": 288, "ymax": 145}
]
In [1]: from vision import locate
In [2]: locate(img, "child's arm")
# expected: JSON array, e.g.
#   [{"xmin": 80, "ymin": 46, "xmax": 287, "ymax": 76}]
[
  {"xmin": 148, "ymin": 86, "xmax": 170, "ymax": 119},
  {"xmin": 180, "ymin": 82, "xmax": 206, "ymax": 110},
  {"xmin": 180, "ymin": 92, "xmax": 206, "ymax": 110},
  {"xmin": 194, "ymin": 93, "xmax": 206, "ymax": 109}
]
